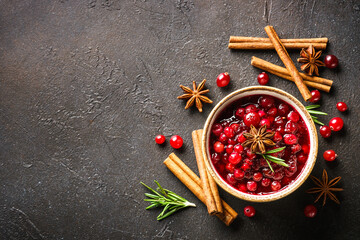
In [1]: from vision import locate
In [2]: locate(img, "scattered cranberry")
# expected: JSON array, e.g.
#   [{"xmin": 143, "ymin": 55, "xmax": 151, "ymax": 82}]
[
  {"xmin": 319, "ymin": 125, "xmax": 332, "ymax": 138},
  {"xmin": 324, "ymin": 55, "xmax": 339, "ymax": 69},
  {"xmin": 247, "ymin": 181, "xmax": 257, "ymax": 192},
  {"xmin": 323, "ymin": 150, "xmax": 337, "ymax": 161},
  {"xmin": 304, "ymin": 205, "xmax": 317, "ymax": 218},
  {"xmin": 216, "ymin": 72, "xmax": 230, "ymax": 87},
  {"xmin": 243, "ymin": 112, "xmax": 260, "ymax": 127},
  {"xmin": 309, "ymin": 90, "xmax": 321, "ymax": 103},
  {"xmin": 244, "ymin": 206, "xmax": 256, "ymax": 217},
  {"xmin": 155, "ymin": 135, "xmax": 166, "ymax": 144},
  {"xmin": 336, "ymin": 102, "xmax": 348, "ymax": 112},
  {"xmin": 287, "ymin": 111, "xmax": 300, "ymax": 122},
  {"xmin": 213, "ymin": 141, "xmax": 225, "ymax": 153},
  {"xmin": 257, "ymin": 72, "xmax": 269, "ymax": 85},
  {"xmin": 212, "ymin": 123, "xmax": 223, "ymax": 136},
  {"xmin": 229, "ymin": 152, "xmax": 242, "ymax": 165},
  {"xmin": 271, "ymin": 181, "xmax": 281, "ymax": 191},
  {"xmin": 234, "ymin": 168, "xmax": 245, "ymax": 180},
  {"xmin": 329, "ymin": 117, "xmax": 344, "ymax": 131},
  {"xmin": 170, "ymin": 135, "xmax": 183, "ymax": 149}
]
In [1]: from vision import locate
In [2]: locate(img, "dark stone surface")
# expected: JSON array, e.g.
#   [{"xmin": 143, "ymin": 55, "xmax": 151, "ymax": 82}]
[{"xmin": 0, "ymin": 0, "xmax": 359, "ymax": 239}]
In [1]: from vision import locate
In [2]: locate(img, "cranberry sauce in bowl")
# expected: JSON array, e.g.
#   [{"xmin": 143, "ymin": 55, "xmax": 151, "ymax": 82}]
[
  {"xmin": 202, "ymin": 87, "xmax": 317, "ymax": 202},
  {"xmin": 209, "ymin": 94, "xmax": 310, "ymax": 195}
]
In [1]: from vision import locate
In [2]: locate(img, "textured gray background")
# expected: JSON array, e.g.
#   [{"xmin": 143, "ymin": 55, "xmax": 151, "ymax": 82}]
[{"xmin": 0, "ymin": 0, "xmax": 359, "ymax": 239}]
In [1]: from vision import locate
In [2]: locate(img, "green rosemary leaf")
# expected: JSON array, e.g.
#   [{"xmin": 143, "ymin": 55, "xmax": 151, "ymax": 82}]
[
  {"xmin": 140, "ymin": 182, "xmax": 162, "ymax": 197},
  {"xmin": 155, "ymin": 180, "xmax": 167, "ymax": 197},
  {"xmin": 265, "ymin": 154, "xmax": 286, "ymax": 163},
  {"xmin": 265, "ymin": 146, "xmax": 286, "ymax": 154},
  {"xmin": 146, "ymin": 203, "xmax": 159, "ymax": 210},
  {"xmin": 305, "ymin": 105, "xmax": 321, "ymax": 110},
  {"xmin": 157, "ymin": 207, "xmax": 183, "ymax": 221},
  {"xmin": 312, "ymin": 118, "xmax": 324, "ymax": 126},
  {"xmin": 144, "ymin": 193, "xmax": 160, "ymax": 199},
  {"xmin": 263, "ymin": 156, "xmax": 274, "ymax": 172},
  {"xmin": 311, "ymin": 115, "xmax": 319, "ymax": 119},
  {"xmin": 307, "ymin": 110, "xmax": 328, "ymax": 115}
]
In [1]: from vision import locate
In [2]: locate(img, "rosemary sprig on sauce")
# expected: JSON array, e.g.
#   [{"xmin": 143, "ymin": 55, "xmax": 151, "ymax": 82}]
[
  {"xmin": 141, "ymin": 180, "xmax": 196, "ymax": 221},
  {"xmin": 257, "ymin": 146, "xmax": 289, "ymax": 172},
  {"xmin": 306, "ymin": 105, "xmax": 328, "ymax": 126}
]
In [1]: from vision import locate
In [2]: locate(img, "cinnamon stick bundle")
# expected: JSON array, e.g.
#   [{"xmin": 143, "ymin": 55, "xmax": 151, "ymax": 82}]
[
  {"xmin": 192, "ymin": 129, "xmax": 222, "ymax": 215},
  {"xmin": 251, "ymin": 56, "xmax": 333, "ymax": 92},
  {"xmin": 228, "ymin": 36, "xmax": 327, "ymax": 50},
  {"xmin": 265, "ymin": 26, "xmax": 311, "ymax": 101},
  {"xmin": 164, "ymin": 153, "xmax": 238, "ymax": 226}
]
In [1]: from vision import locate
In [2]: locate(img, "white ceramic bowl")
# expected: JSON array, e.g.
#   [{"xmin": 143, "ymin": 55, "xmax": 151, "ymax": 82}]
[{"xmin": 202, "ymin": 86, "xmax": 318, "ymax": 202}]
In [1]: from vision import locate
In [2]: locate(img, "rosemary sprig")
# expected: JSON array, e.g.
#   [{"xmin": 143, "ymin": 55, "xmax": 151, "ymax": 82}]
[
  {"xmin": 140, "ymin": 180, "xmax": 196, "ymax": 221},
  {"xmin": 306, "ymin": 105, "xmax": 328, "ymax": 126},
  {"xmin": 257, "ymin": 146, "xmax": 289, "ymax": 172}
]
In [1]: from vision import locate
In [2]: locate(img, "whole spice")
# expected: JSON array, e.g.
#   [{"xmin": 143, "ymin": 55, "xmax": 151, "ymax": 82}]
[
  {"xmin": 297, "ymin": 45, "xmax": 325, "ymax": 76},
  {"xmin": 177, "ymin": 79, "xmax": 213, "ymax": 112},
  {"xmin": 242, "ymin": 124, "xmax": 275, "ymax": 154},
  {"xmin": 307, "ymin": 169, "xmax": 343, "ymax": 205}
]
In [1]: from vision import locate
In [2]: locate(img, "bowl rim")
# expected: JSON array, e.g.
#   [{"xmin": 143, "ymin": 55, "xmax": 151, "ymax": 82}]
[{"xmin": 202, "ymin": 86, "xmax": 318, "ymax": 202}]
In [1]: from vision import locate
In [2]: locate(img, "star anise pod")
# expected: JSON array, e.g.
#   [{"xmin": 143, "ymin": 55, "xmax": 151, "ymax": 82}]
[
  {"xmin": 297, "ymin": 45, "xmax": 325, "ymax": 76},
  {"xmin": 307, "ymin": 169, "xmax": 343, "ymax": 206},
  {"xmin": 242, "ymin": 125, "xmax": 275, "ymax": 154},
  {"xmin": 177, "ymin": 79, "xmax": 213, "ymax": 112}
]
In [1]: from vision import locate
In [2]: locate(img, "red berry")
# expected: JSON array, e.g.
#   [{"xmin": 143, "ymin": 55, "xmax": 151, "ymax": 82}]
[
  {"xmin": 244, "ymin": 112, "xmax": 260, "ymax": 127},
  {"xmin": 297, "ymin": 153, "xmax": 307, "ymax": 164},
  {"xmin": 291, "ymin": 144, "xmax": 302, "ymax": 154},
  {"xmin": 234, "ymin": 144, "xmax": 244, "ymax": 153},
  {"xmin": 309, "ymin": 90, "xmax": 321, "ymax": 103},
  {"xmin": 260, "ymin": 118, "xmax": 271, "ymax": 128},
  {"xmin": 253, "ymin": 172, "xmax": 263, "ymax": 182},
  {"xmin": 259, "ymin": 96, "xmax": 275, "ymax": 109},
  {"xmin": 304, "ymin": 204, "xmax": 317, "ymax": 218},
  {"xmin": 235, "ymin": 108, "xmax": 245, "ymax": 119},
  {"xmin": 284, "ymin": 134, "xmax": 298, "ymax": 145},
  {"xmin": 241, "ymin": 163, "xmax": 251, "ymax": 171},
  {"xmin": 267, "ymin": 107, "xmax": 278, "ymax": 117},
  {"xmin": 170, "ymin": 135, "xmax": 183, "ymax": 149},
  {"xmin": 226, "ymin": 173, "xmax": 237, "ymax": 185},
  {"xmin": 271, "ymin": 180, "xmax": 281, "ymax": 191},
  {"xmin": 273, "ymin": 131, "xmax": 283, "ymax": 142},
  {"xmin": 324, "ymin": 55, "xmax": 339, "ymax": 69},
  {"xmin": 231, "ymin": 123, "xmax": 240, "ymax": 133},
  {"xmin": 211, "ymin": 153, "xmax": 221, "ymax": 163},
  {"xmin": 329, "ymin": 117, "xmax": 344, "ymax": 131},
  {"xmin": 245, "ymin": 104, "xmax": 258, "ymax": 113},
  {"xmin": 285, "ymin": 121, "xmax": 298, "ymax": 134},
  {"xmin": 224, "ymin": 127, "xmax": 235, "ymax": 138},
  {"xmin": 287, "ymin": 111, "xmax": 300, "ymax": 122},
  {"xmin": 212, "ymin": 123, "xmax": 223, "ymax": 136},
  {"xmin": 319, "ymin": 125, "xmax": 332, "ymax": 138},
  {"xmin": 238, "ymin": 183, "xmax": 247, "ymax": 192},
  {"xmin": 225, "ymin": 144, "xmax": 234, "ymax": 154},
  {"xmin": 219, "ymin": 133, "xmax": 228, "ymax": 143},
  {"xmin": 323, "ymin": 150, "xmax": 337, "ymax": 161},
  {"xmin": 302, "ymin": 144, "xmax": 310, "ymax": 154},
  {"xmin": 336, "ymin": 102, "xmax": 348, "ymax": 112},
  {"xmin": 237, "ymin": 134, "xmax": 247, "ymax": 143},
  {"xmin": 234, "ymin": 168, "xmax": 245, "ymax": 180},
  {"xmin": 155, "ymin": 135, "xmax": 166, "ymax": 144},
  {"xmin": 244, "ymin": 206, "xmax": 256, "ymax": 217},
  {"xmin": 213, "ymin": 141, "xmax": 225, "ymax": 153},
  {"xmin": 261, "ymin": 178, "xmax": 271, "ymax": 187},
  {"xmin": 226, "ymin": 162, "xmax": 235, "ymax": 173},
  {"xmin": 227, "ymin": 138, "xmax": 236, "ymax": 145},
  {"xmin": 229, "ymin": 152, "xmax": 242, "ymax": 165},
  {"xmin": 257, "ymin": 72, "xmax": 269, "ymax": 85},
  {"xmin": 247, "ymin": 180, "xmax": 257, "ymax": 192},
  {"xmin": 258, "ymin": 110, "xmax": 266, "ymax": 117},
  {"xmin": 216, "ymin": 72, "xmax": 230, "ymax": 87}
]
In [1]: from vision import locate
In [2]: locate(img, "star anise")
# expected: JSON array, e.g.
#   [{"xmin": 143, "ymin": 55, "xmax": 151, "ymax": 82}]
[
  {"xmin": 297, "ymin": 45, "xmax": 325, "ymax": 76},
  {"xmin": 242, "ymin": 125, "xmax": 275, "ymax": 154},
  {"xmin": 177, "ymin": 79, "xmax": 213, "ymax": 112},
  {"xmin": 307, "ymin": 169, "xmax": 343, "ymax": 206}
]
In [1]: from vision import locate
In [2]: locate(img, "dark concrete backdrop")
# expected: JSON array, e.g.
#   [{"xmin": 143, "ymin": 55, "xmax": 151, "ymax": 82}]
[{"xmin": 1, "ymin": 0, "xmax": 359, "ymax": 239}]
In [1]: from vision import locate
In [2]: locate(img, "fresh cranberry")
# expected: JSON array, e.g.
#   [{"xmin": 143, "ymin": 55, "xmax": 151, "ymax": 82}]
[
  {"xmin": 225, "ymin": 145, "xmax": 234, "ymax": 154},
  {"xmin": 302, "ymin": 144, "xmax": 310, "ymax": 154},
  {"xmin": 274, "ymin": 116, "xmax": 285, "ymax": 126},
  {"xmin": 234, "ymin": 144, "xmax": 244, "ymax": 153},
  {"xmin": 257, "ymin": 72, "xmax": 269, "ymax": 85},
  {"xmin": 238, "ymin": 183, "xmax": 247, "ymax": 192},
  {"xmin": 276, "ymin": 126, "xmax": 285, "ymax": 135},
  {"xmin": 241, "ymin": 163, "xmax": 251, "ymax": 171},
  {"xmin": 323, "ymin": 150, "xmax": 337, "ymax": 161},
  {"xmin": 259, "ymin": 96, "xmax": 274, "ymax": 109},
  {"xmin": 211, "ymin": 153, "xmax": 221, "ymax": 163},
  {"xmin": 261, "ymin": 178, "xmax": 271, "ymax": 187},
  {"xmin": 246, "ymin": 150, "xmax": 256, "ymax": 159},
  {"xmin": 219, "ymin": 133, "xmax": 228, "ymax": 143},
  {"xmin": 247, "ymin": 181, "xmax": 257, "ymax": 192},
  {"xmin": 291, "ymin": 144, "xmax": 302, "ymax": 154},
  {"xmin": 319, "ymin": 125, "xmax": 332, "ymax": 138},
  {"xmin": 213, "ymin": 141, "xmax": 225, "ymax": 153},
  {"xmin": 226, "ymin": 162, "xmax": 235, "ymax": 173},
  {"xmin": 253, "ymin": 172, "xmax": 263, "ymax": 182},
  {"xmin": 273, "ymin": 171, "xmax": 284, "ymax": 181},
  {"xmin": 231, "ymin": 123, "xmax": 240, "ymax": 133},
  {"xmin": 235, "ymin": 108, "xmax": 245, "ymax": 119},
  {"xmin": 324, "ymin": 55, "xmax": 339, "ymax": 69},
  {"xmin": 336, "ymin": 102, "xmax": 348, "ymax": 112},
  {"xmin": 297, "ymin": 153, "xmax": 307, "ymax": 164},
  {"xmin": 170, "ymin": 135, "xmax": 183, "ymax": 149},
  {"xmin": 282, "ymin": 176, "xmax": 292, "ymax": 185},
  {"xmin": 226, "ymin": 173, "xmax": 237, "ymax": 185},
  {"xmin": 271, "ymin": 180, "xmax": 281, "ymax": 191},
  {"xmin": 244, "ymin": 206, "xmax": 256, "ymax": 217},
  {"xmin": 309, "ymin": 90, "xmax": 321, "ymax": 103},
  {"xmin": 260, "ymin": 118, "xmax": 271, "ymax": 128},
  {"xmin": 268, "ymin": 116, "xmax": 275, "ymax": 124},
  {"xmin": 221, "ymin": 153, "xmax": 229, "ymax": 163},
  {"xmin": 234, "ymin": 168, "xmax": 245, "ymax": 180},
  {"xmin": 229, "ymin": 152, "xmax": 242, "ymax": 164},
  {"xmin": 263, "ymin": 168, "xmax": 274, "ymax": 178},
  {"xmin": 287, "ymin": 111, "xmax": 300, "ymax": 122},
  {"xmin": 216, "ymin": 72, "xmax": 230, "ymax": 87},
  {"xmin": 212, "ymin": 123, "xmax": 224, "ymax": 136},
  {"xmin": 329, "ymin": 117, "xmax": 344, "ymax": 131},
  {"xmin": 273, "ymin": 132, "xmax": 283, "ymax": 142},
  {"xmin": 285, "ymin": 121, "xmax": 298, "ymax": 134},
  {"xmin": 245, "ymin": 104, "xmax": 258, "ymax": 113},
  {"xmin": 258, "ymin": 110, "xmax": 266, "ymax": 117},
  {"xmin": 227, "ymin": 138, "xmax": 237, "ymax": 145},
  {"xmin": 244, "ymin": 112, "xmax": 260, "ymax": 127},
  {"xmin": 284, "ymin": 134, "xmax": 298, "ymax": 145},
  {"xmin": 267, "ymin": 107, "xmax": 278, "ymax": 117},
  {"xmin": 278, "ymin": 103, "xmax": 290, "ymax": 116},
  {"xmin": 237, "ymin": 133, "xmax": 247, "ymax": 143},
  {"xmin": 304, "ymin": 205, "xmax": 317, "ymax": 218},
  {"xmin": 155, "ymin": 135, "xmax": 166, "ymax": 144},
  {"xmin": 245, "ymin": 159, "xmax": 253, "ymax": 166},
  {"xmin": 224, "ymin": 127, "xmax": 235, "ymax": 138}
]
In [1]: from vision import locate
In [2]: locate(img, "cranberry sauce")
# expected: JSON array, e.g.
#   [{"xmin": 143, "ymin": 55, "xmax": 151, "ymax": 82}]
[{"xmin": 209, "ymin": 95, "xmax": 310, "ymax": 195}]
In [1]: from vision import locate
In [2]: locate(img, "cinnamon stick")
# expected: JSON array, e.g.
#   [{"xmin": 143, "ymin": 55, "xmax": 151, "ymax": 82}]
[
  {"xmin": 192, "ymin": 129, "xmax": 222, "ymax": 215},
  {"xmin": 265, "ymin": 26, "xmax": 311, "ymax": 101},
  {"xmin": 164, "ymin": 153, "xmax": 238, "ymax": 226},
  {"xmin": 229, "ymin": 36, "xmax": 328, "ymax": 43},
  {"xmin": 228, "ymin": 42, "xmax": 327, "ymax": 50},
  {"xmin": 251, "ymin": 56, "xmax": 332, "ymax": 92}
]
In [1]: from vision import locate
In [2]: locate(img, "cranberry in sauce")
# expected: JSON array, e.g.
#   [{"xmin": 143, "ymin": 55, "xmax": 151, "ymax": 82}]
[{"xmin": 209, "ymin": 95, "xmax": 310, "ymax": 195}]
